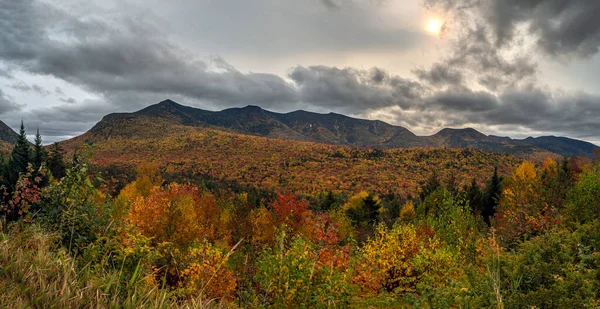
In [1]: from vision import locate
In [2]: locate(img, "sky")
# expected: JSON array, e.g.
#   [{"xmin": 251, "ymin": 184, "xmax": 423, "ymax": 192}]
[{"xmin": 1, "ymin": 0, "xmax": 600, "ymax": 144}]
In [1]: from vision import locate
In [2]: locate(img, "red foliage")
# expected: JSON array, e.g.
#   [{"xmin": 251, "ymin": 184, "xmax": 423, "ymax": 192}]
[{"xmin": 271, "ymin": 193, "xmax": 311, "ymax": 231}]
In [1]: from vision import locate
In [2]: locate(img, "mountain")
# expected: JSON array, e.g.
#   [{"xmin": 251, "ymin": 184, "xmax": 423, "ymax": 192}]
[
  {"xmin": 61, "ymin": 116, "xmax": 521, "ymax": 196},
  {"xmin": 0, "ymin": 120, "xmax": 18, "ymax": 153},
  {"xmin": 83, "ymin": 99, "xmax": 598, "ymax": 158}
]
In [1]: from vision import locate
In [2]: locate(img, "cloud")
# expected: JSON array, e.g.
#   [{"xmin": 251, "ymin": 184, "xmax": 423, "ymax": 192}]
[
  {"xmin": 7, "ymin": 81, "xmax": 50, "ymax": 96},
  {"xmin": 413, "ymin": 63, "xmax": 463, "ymax": 88},
  {"xmin": 321, "ymin": 0, "xmax": 343, "ymax": 9},
  {"xmin": 289, "ymin": 66, "xmax": 424, "ymax": 113},
  {"xmin": 0, "ymin": 1, "xmax": 298, "ymax": 109},
  {"xmin": 426, "ymin": 0, "xmax": 600, "ymax": 59},
  {"xmin": 0, "ymin": 89, "xmax": 24, "ymax": 115}
]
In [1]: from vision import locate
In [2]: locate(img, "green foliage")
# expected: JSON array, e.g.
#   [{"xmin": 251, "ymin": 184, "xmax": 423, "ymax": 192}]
[
  {"xmin": 47, "ymin": 142, "xmax": 67, "ymax": 180},
  {"xmin": 255, "ymin": 233, "xmax": 354, "ymax": 308},
  {"xmin": 32, "ymin": 128, "xmax": 47, "ymax": 171},
  {"xmin": 40, "ymin": 159, "xmax": 108, "ymax": 255},
  {"xmin": 499, "ymin": 223, "xmax": 600, "ymax": 308},
  {"xmin": 565, "ymin": 167, "xmax": 600, "ymax": 225},
  {"xmin": 482, "ymin": 167, "xmax": 502, "ymax": 224}
]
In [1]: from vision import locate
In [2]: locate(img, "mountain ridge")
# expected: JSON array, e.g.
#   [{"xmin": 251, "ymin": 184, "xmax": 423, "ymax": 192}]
[{"xmin": 87, "ymin": 99, "xmax": 599, "ymax": 158}]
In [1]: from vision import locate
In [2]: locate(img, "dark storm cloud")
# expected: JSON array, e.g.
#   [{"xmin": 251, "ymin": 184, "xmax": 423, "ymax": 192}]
[
  {"xmin": 413, "ymin": 63, "xmax": 463, "ymax": 88},
  {"xmin": 0, "ymin": 0, "xmax": 297, "ymax": 111},
  {"xmin": 426, "ymin": 0, "xmax": 600, "ymax": 58},
  {"xmin": 405, "ymin": 89, "xmax": 600, "ymax": 141},
  {"xmin": 289, "ymin": 66, "xmax": 425, "ymax": 112},
  {"xmin": 426, "ymin": 90, "xmax": 499, "ymax": 112}
]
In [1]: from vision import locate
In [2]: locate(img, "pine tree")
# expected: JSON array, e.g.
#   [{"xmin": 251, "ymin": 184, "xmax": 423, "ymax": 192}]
[
  {"xmin": 2, "ymin": 120, "xmax": 31, "ymax": 191},
  {"xmin": 47, "ymin": 143, "xmax": 66, "ymax": 179},
  {"xmin": 32, "ymin": 128, "xmax": 47, "ymax": 171},
  {"xmin": 482, "ymin": 167, "xmax": 502, "ymax": 225}
]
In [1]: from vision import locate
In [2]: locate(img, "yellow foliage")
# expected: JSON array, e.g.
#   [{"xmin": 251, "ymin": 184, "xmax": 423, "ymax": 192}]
[
  {"xmin": 250, "ymin": 207, "xmax": 276, "ymax": 247},
  {"xmin": 118, "ymin": 164, "xmax": 163, "ymax": 203},
  {"xmin": 354, "ymin": 224, "xmax": 459, "ymax": 295},
  {"xmin": 542, "ymin": 157, "xmax": 558, "ymax": 177},
  {"xmin": 400, "ymin": 201, "xmax": 416, "ymax": 221},
  {"xmin": 128, "ymin": 183, "xmax": 224, "ymax": 247},
  {"xmin": 514, "ymin": 161, "xmax": 537, "ymax": 181},
  {"xmin": 342, "ymin": 191, "xmax": 370, "ymax": 212},
  {"xmin": 180, "ymin": 242, "xmax": 237, "ymax": 300}
]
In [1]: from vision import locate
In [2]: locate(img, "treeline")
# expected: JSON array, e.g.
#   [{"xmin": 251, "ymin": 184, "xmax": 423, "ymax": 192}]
[{"xmin": 1, "ymin": 126, "xmax": 600, "ymax": 308}]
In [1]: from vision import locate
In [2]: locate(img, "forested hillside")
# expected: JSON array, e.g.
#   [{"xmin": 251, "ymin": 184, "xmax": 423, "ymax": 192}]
[
  {"xmin": 86, "ymin": 100, "xmax": 600, "ymax": 157},
  {"xmin": 60, "ymin": 116, "xmax": 520, "ymax": 197},
  {"xmin": 1, "ymin": 121, "xmax": 600, "ymax": 308}
]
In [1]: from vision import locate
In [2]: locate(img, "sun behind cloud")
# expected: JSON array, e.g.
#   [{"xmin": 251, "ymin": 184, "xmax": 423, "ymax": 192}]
[{"xmin": 426, "ymin": 18, "xmax": 444, "ymax": 36}]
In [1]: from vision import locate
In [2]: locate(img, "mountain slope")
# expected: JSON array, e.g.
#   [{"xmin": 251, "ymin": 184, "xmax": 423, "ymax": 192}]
[
  {"xmin": 86, "ymin": 99, "xmax": 599, "ymax": 157},
  {"xmin": 61, "ymin": 117, "xmax": 521, "ymax": 196},
  {"xmin": 0, "ymin": 120, "xmax": 18, "ymax": 153}
]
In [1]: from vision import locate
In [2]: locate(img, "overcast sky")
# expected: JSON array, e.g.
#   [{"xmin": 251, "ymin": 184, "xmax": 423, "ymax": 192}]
[{"xmin": 1, "ymin": 0, "xmax": 600, "ymax": 144}]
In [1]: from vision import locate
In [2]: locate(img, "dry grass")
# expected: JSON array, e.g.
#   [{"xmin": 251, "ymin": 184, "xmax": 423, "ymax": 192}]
[{"xmin": 0, "ymin": 224, "xmax": 230, "ymax": 309}]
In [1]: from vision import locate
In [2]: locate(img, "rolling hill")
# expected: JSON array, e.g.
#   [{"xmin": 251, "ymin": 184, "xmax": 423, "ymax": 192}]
[{"xmin": 86, "ymin": 99, "xmax": 598, "ymax": 158}]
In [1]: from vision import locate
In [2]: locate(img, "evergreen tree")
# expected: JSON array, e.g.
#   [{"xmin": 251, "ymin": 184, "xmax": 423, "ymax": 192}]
[
  {"xmin": 420, "ymin": 171, "xmax": 441, "ymax": 202},
  {"xmin": 2, "ymin": 120, "xmax": 31, "ymax": 191},
  {"xmin": 464, "ymin": 178, "xmax": 483, "ymax": 215},
  {"xmin": 315, "ymin": 191, "xmax": 340, "ymax": 211},
  {"xmin": 364, "ymin": 194, "xmax": 380, "ymax": 225},
  {"xmin": 482, "ymin": 167, "xmax": 502, "ymax": 225},
  {"xmin": 47, "ymin": 143, "xmax": 66, "ymax": 179},
  {"xmin": 32, "ymin": 128, "xmax": 47, "ymax": 170}
]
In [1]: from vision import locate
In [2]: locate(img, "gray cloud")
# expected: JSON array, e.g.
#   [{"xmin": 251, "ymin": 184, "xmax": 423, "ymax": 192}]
[
  {"xmin": 321, "ymin": 0, "xmax": 343, "ymax": 9},
  {"xmin": 0, "ymin": 1, "xmax": 298, "ymax": 110},
  {"xmin": 416, "ymin": 21, "xmax": 538, "ymax": 92},
  {"xmin": 426, "ymin": 0, "xmax": 600, "ymax": 59},
  {"xmin": 7, "ymin": 81, "xmax": 50, "ymax": 96},
  {"xmin": 289, "ymin": 66, "xmax": 424, "ymax": 113},
  {"xmin": 413, "ymin": 63, "xmax": 463, "ymax": 88},
  {"xmin": 0, "ymin": 89, "xmax": 23, "ymax": 115}
]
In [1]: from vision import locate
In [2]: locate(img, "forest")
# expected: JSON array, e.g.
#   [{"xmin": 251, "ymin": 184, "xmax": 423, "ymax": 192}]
[{"xmin": 2, "ymin": 122, "xmax": 600, "ymax": 308}]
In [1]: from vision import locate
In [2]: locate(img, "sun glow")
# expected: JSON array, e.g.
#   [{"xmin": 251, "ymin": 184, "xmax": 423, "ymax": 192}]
[{"xmin": 426, "ymin": 18, "xmax": 444, "ymax": 36}]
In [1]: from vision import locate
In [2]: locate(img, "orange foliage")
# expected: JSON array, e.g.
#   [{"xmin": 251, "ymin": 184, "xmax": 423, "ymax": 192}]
[
  {"xmin": 128, "ymin": 183, "xmax": 226, "ymax": 247},
  {"xmin": 180, "ymin": 242, "xmax": 237, "ymax": 300},
  {"xmin": 61, "ymin": 123, "xmax": 521, "ymax": 197},
  {"xmin": 271, "ymin": 193, "xmax": 311, "ymax": 231},
  {"xmin": 250, "ymin": 207, "xmax": 276, "ymax": 247}
]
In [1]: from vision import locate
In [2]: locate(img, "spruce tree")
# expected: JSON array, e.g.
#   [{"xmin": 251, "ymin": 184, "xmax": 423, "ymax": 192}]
[
  {"xmin": 482, "ymin": 167, "xmax": 502, "ymax": 225},
  {"xmin": 465, "ymin": 178, "xmax": 483, "ymax": 215},
  {"xmin": 47, "ymin": 143, "xmax": 66, "ymax": 179},
  {"xmin": 32, "ymin": 128, "xmax": 47, "ymax": 170},
  {"xmin": 2, "ymin": 120, "xmax": 31, "ymax": 191}
]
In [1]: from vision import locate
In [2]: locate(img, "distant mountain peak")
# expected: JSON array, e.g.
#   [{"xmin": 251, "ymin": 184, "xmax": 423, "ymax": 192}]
[
  {"xmin": 84, "ymin": 99, "xmax": 600, "ymax": 158},
  {"xmin": 436, "ymin": 127, "xmax": 486, "ymax": 136},
  {"xmin": 158, "ymin": 99, "xmax": 178, "ymax": 105}
]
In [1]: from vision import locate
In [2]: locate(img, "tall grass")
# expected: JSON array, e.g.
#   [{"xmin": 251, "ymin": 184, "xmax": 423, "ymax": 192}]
[{"xmin": 0, "ymin": 224, "xmax": 227, "ymax": 309}]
